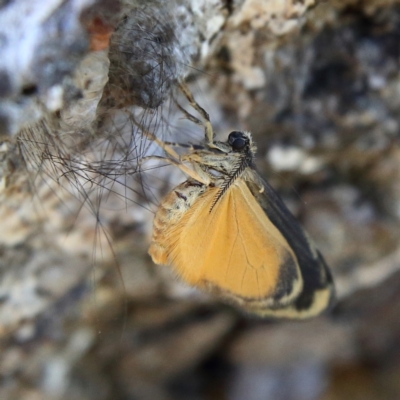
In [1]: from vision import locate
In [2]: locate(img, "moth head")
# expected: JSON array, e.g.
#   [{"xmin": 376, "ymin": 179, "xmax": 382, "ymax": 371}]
[
  {"xmin": 228, "ymin": 131, "xmax": 251, "ymax": 152},
  {"xmin": 228, "ymin": 131, "xmax": 257, "ymax": 159}
]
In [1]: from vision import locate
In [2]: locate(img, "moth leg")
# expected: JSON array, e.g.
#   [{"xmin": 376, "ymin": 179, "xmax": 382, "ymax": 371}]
[
  {"xmin": 140, "ymin": 156, "xmax": 211, "ymax": 186},
  {"xmin": 162, "ymin": 141, "xmax": 206, "ymax": 151},
  {"xmin": 245, "ymin": 169, "xmax": 265, "ymax": 193},
  {"xmin": 255, "ymin": 178, "xmax": 265, "ymax": 193},
  {"xmin": 131, "ymin": 117, "xmax": 180, "ymax": 160},
  {"xmin": 178, "ymin": 81, "xmax": 214, "ymax": 144},
  {"xmin": 174, "ymin": 101, "xmax": 203, "ymax": 127}
]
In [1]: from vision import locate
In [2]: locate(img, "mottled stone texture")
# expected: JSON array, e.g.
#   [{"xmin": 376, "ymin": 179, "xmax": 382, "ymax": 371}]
[{"xmin": 1, "ymin": 0, "xmax": 400, "ymax": 399}]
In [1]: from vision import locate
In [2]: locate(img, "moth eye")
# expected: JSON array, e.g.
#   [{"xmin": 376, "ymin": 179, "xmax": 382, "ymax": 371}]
[{"xmin": 228, "ymin": 131, "xmax": 248, "ymax": 151}]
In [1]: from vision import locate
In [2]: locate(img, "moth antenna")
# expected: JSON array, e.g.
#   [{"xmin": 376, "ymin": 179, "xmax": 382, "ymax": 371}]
[{"xmin": 209, "ymin": 153, "xmax": 249, "ymax": 212}]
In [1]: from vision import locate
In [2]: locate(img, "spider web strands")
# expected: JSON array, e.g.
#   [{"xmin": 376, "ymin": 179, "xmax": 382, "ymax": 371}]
[
  {"xmin": 18, "ymin": 110, "xmax": 162, "ymax": 216},
  {"xmin": 10, "ymin": 5, "xmax": 221, "ymax": 327},
  {"xmin": 16, "ymin": 81, "xmax": 209, "ymax": 248},
  {"xmin": 2, "ymin": 0, "xmax": 228, "ymax": 234},
  {"xmin": 14, "ymin": 0, "xmax": 221, "ymax": 229}
]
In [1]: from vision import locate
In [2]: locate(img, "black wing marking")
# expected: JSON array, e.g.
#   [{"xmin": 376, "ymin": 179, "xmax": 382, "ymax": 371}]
[{"xmin": 245, "ymin": 172, "xmax": 335, "ymax": 317}]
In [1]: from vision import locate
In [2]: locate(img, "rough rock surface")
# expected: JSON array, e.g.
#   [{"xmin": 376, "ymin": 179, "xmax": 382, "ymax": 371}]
[{"xmin": 1, "ymin": 0, "xmax": 400, "ymax": 399}]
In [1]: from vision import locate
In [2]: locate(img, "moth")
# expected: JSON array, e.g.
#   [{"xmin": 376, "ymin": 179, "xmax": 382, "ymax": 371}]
[{"xmin": 141, "ymin": 83, "xmax": 334, "ymax": 318}]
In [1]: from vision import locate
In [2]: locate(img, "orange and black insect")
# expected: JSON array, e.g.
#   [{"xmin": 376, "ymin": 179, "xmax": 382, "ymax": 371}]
[{"xmin": 140, "ymin": 83, "xmax": 334, "ymax": 318}]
